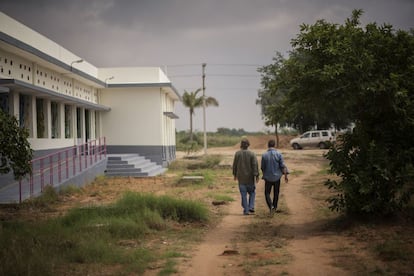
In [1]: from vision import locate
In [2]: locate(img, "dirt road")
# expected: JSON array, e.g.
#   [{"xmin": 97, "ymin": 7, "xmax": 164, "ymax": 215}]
[{"xmin": 179, "ymin": 148, "xmax": 352, "ymax": 276}]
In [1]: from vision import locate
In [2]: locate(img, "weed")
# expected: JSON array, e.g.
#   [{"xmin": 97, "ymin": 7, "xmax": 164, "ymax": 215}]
[
  {"xmin": 59, "ymin": 184, "xmax": 83, "ymax": 196},
  {"xmin": 375, "ymin": 238, "xmax": 411, "ymax": 261},
  {"xmin": 22, "ymin": 185, "xmax": 59, "ymax": 208},
  {"xmin": 206, "ymin": 192, "xmax": 234, "ymax": 202},
  {"xmin": 0, "ymin": 192, "xmax": 208, "ymax": 275}
]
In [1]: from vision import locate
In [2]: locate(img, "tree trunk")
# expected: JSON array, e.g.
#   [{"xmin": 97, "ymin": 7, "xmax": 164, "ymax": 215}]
[
  {"xmin": 189, "ymin": 111, "xmax": 193, "ymax": 142},
  {"xmin": 274, "ymin": 124, "xmax": 280, "ymax": 148}
]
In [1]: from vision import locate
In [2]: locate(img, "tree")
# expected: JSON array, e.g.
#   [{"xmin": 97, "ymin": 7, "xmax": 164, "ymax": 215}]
[
  {"xmin": 0, "ymin": 109, "xmax": 33, "ymax": 180},
  {"xmin": 257, "ymin": 52, "xmax": 291, "ymax": 146},
  {"xmin": 182, "ymin": 89, "xmax": 219, "ymax": 141},
  {"xmin": 259, "ymin": 10, "xmax": 414, "ymax": 215}
]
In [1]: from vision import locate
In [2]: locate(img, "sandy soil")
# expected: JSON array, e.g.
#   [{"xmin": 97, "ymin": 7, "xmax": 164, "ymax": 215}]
[{"xmin": 176, "ymin": 144, "xmax": 354, "ymax": 276}]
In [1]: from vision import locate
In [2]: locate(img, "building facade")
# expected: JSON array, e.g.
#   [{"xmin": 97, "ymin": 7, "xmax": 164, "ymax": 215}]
[{"xmin": 0, "ymin": 12, "xmax": 180, "ymax": 167}]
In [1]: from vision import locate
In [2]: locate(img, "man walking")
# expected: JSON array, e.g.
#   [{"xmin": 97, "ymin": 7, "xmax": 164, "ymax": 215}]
[
  {"xmin": 233, "ymin": 138, "xmax": 259, "ymax": 215},
  {"xmin": 261, "ymin": 139, "xmax": 288, "ymax": 216}
]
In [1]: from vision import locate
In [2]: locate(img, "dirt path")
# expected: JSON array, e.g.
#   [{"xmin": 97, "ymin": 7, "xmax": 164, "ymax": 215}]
[
  {"xmin": 279, "ymin": 155, "xmax": 349, "ymax": 275},
  {"xmin": 181, "ymin": 192, "xmax": 251, "ymax": 276},
  {"xmin": 179, "ymin": 149, "xmax": 351, "ymax": 275}
]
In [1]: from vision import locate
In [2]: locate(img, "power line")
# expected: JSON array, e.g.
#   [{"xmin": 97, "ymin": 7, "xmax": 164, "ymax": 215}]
[
  {"xmin": 208, "ymin": 74, "xmax": 259, "ymax": 77},
  {"xmin": 168, "ymin": 74, "xmax": 201, "ymax": 78},
  {"xmin": 164, "ymin": 63, "xmax": 202, "ymax": 67},
  {"xmin": 169, "ymin": 73, "xmax": 260, "ymax": 78},
  {"xmin": 208, "ymin": 63, "xmax": 264, "ymax": 67},
  {"xmin": 165, "ymin": 63, "xmax": 265, "ymax": 67}
]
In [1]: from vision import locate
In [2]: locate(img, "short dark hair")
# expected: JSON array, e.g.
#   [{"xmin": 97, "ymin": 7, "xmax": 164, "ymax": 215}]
[
  {"xmin": 241, "ymin": 138, "xmax": 250, "ymax": 149},
  {"xmin": 268, "ymin": 139, "xmax": 276, "ymax": 148}
]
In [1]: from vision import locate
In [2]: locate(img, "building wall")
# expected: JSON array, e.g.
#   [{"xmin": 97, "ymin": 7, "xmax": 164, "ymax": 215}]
[
  {"xmin": 1, "ymin": 11, "xmax": 179, "ymax": 166},
  {"xmin": 99, "ymin": 67, "xmax": 170, "ymax": 84},
  {"xmin": 160, "ymin": 91, "xmax": 177, "ymax": 163},
  {"xmin": 0, "ymin": 48, "xmax": 103, "ymax": 153},
  {"xmin": 0, "ymin": 12, "xmax": 98, "ymax": 78},
  {"xmin": 100, "ymin": 87, "xmax": 162, "ymax": 145},
  {"xmin": 0, "ymin": 49, "xmax": 99, "ymax": 103},
  {"xmin": 100, "ymin": 87, "xmax": 178, "ymax": 165}
]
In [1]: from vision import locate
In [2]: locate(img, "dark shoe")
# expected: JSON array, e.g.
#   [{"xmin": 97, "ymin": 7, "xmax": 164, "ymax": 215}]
[
  {"xmin": 249, "ymin": 209, "xmax": 255, "ymax": 213},
  {"xmin": 270, "ymin": 207, "xmax": 276, "ymax": 217}
]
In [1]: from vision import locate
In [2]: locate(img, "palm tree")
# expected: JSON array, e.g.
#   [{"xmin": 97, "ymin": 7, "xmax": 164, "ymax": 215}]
[{"xmin": 182, "ymin": 88, "xmax": 219, "ymax": 141}]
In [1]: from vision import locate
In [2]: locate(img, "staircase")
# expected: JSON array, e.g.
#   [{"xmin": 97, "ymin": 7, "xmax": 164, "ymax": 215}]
[{"xmin": 105, "ymin": 154, "xmax": 166, "ymax": 177}]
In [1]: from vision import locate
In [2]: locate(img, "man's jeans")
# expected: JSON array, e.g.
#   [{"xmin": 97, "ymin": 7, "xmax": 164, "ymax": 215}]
[
  {"xmin": 264, "ymin": 179, "xmax": 281, "ymax": 210},
  {"xmin": 239, "ymin": 183, "xmax": 256, "ymax": 214}
]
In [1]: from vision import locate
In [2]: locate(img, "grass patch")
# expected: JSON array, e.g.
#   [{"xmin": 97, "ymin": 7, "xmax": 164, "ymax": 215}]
[
  {"xmin": 206, "ymin": 192, "xmax": 234, "ymax": 202},
  {"xmin": 59, "ymin": 184, "xmax": 84, "ymax": 196},
  {"xmin": 288, "ymin": 169, "xmax": 305, "ymax": 176},
  {"xmin": 375, "ymin": 238, "xmax": 412, "ymax": 261},
  {"xmin": 316, "ymin": 164, "xmax": 333, "ymax": 175},
  {"xmin": 0, "ymin": 192, "xmax": 208, "ymax": 275},
  {"xmin": 18, "ymin": 185, "xmax": 60, "ymax": 210}
]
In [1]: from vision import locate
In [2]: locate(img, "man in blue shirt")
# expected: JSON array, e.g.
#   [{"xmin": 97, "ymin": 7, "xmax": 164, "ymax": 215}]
[{"xmin": 261, "ymin": 139, "xmax": 288, "ymax": 216}]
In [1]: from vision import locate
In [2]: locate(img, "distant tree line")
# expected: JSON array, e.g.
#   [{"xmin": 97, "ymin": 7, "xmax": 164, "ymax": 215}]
[{"xmin": 216, "ymin": 128, "xmax": 250, "ymax": 136}]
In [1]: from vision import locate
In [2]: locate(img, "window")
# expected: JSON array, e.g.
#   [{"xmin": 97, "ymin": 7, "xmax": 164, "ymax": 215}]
[
  {"xmin": 322, "ymin": 131, "xmax": 329, "ymax": 137},
  {"xmin": 95, "ymin": 111, "xmax": 99, "ymax": 138},
  {"xmin": 85, "ymin": 109, "xmax": 90, "ymax": 141},
  {"xmin": 76, "ymin": 107, "xmax": 82, "ymax": 139},
  {"xmin": 19, "ymin": 95, "xmax": 31, "ymax": 136},
  {"xmin": 36, "ymin": 98, "xmax": 46, "ymax": 138},
  {"xmin": 311, "ymin": 132, "xmax": 320, "ymax": 137},
  {"xmin": 64, "ymin": 105, "xmax": 72, "ymax": 138},
  {"xmin": 51, "ymin": 101, "xmax": 60, "ymax": 138},
  {"xmin": 0, "ymin": 94, "xmax": 9, "ymax": 113}
]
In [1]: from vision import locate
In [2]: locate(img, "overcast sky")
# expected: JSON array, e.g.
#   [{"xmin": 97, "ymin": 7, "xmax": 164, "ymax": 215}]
[{"xmin": 1, "ymin": 0, "xmax": 413, "ymax": 132}]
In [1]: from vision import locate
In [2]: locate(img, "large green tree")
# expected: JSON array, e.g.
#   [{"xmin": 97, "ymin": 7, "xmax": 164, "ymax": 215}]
[
  {"xmin": 258, "ymin": 10, "xmax": 414, "ymax": 215},
  {"xmin": 257, "ymin": 52, "xmax": 290, "ymax": 146},
  {"xmin": 0, "ymin": 109, "xmax": 33, "ymax": 180},
  {"xmin": 181, "ymin": 89, "xmax": 219, "ymax": 141}
]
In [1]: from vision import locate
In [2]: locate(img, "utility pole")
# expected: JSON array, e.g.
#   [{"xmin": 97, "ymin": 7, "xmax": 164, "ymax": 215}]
[{"xmin": 202, "ymin": 63, "xmax": 207, "ymax": 155}]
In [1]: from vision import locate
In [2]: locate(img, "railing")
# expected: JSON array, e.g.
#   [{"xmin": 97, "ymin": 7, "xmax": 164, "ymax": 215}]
[{"xmin": 18, "ymin": 137, "xmax": 106, "ymax": 203}]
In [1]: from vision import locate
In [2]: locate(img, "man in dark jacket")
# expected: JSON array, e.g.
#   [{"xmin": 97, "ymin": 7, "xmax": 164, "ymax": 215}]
[
  {"xmin": 233, "ymin": 138, "xmax": 259, "ymax": 215},
  {"xmin": 261, "ymin": 139, "xmax": 288, "ymax": 216}
]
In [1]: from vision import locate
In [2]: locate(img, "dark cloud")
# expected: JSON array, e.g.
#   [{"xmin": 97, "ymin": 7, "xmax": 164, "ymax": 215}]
[{"xmin": 1, "ymin": 0, "xmax": 413, "ymax": 131}]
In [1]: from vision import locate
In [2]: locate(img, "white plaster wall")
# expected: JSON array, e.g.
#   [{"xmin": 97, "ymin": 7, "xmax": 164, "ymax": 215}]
[
  {"xmin": 100, "ymin": 87, "xmax": 162, "ymax": 145},
  {"xmin": 0, "ymin": 12, "xmax": 97, "ymax": 77},
  {"xmin": 161, "ymin": 93, "xmax": 176, "ymax": 147},
  {"xmin": 98, "ymin": 67, "xmax": 169, "ymax": 84},
  {"xmin": 29, "ymin": 138, "xmax": 75, "ymax": 151}
]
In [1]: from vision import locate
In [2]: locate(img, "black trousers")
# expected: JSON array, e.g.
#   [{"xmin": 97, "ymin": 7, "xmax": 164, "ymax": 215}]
[{"xmin": 264, "ymin": 179, "xmax": 281, "ymax": 210}]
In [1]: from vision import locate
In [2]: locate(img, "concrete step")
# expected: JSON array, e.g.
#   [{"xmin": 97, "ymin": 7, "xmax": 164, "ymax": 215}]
[{"xmin": 105, "ymin": 154, "xmax": 166, "ymax": 177}]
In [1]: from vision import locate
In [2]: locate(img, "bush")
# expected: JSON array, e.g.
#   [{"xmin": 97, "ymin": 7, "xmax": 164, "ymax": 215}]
[{"xmin": 325, "ymin": 130, "xmax": 414, "ymax": 216}]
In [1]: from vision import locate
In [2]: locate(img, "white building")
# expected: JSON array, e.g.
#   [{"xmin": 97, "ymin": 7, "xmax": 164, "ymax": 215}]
[{"xmin": 0, "ymin": 12, "xmax": 180, "ymax": 168}]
